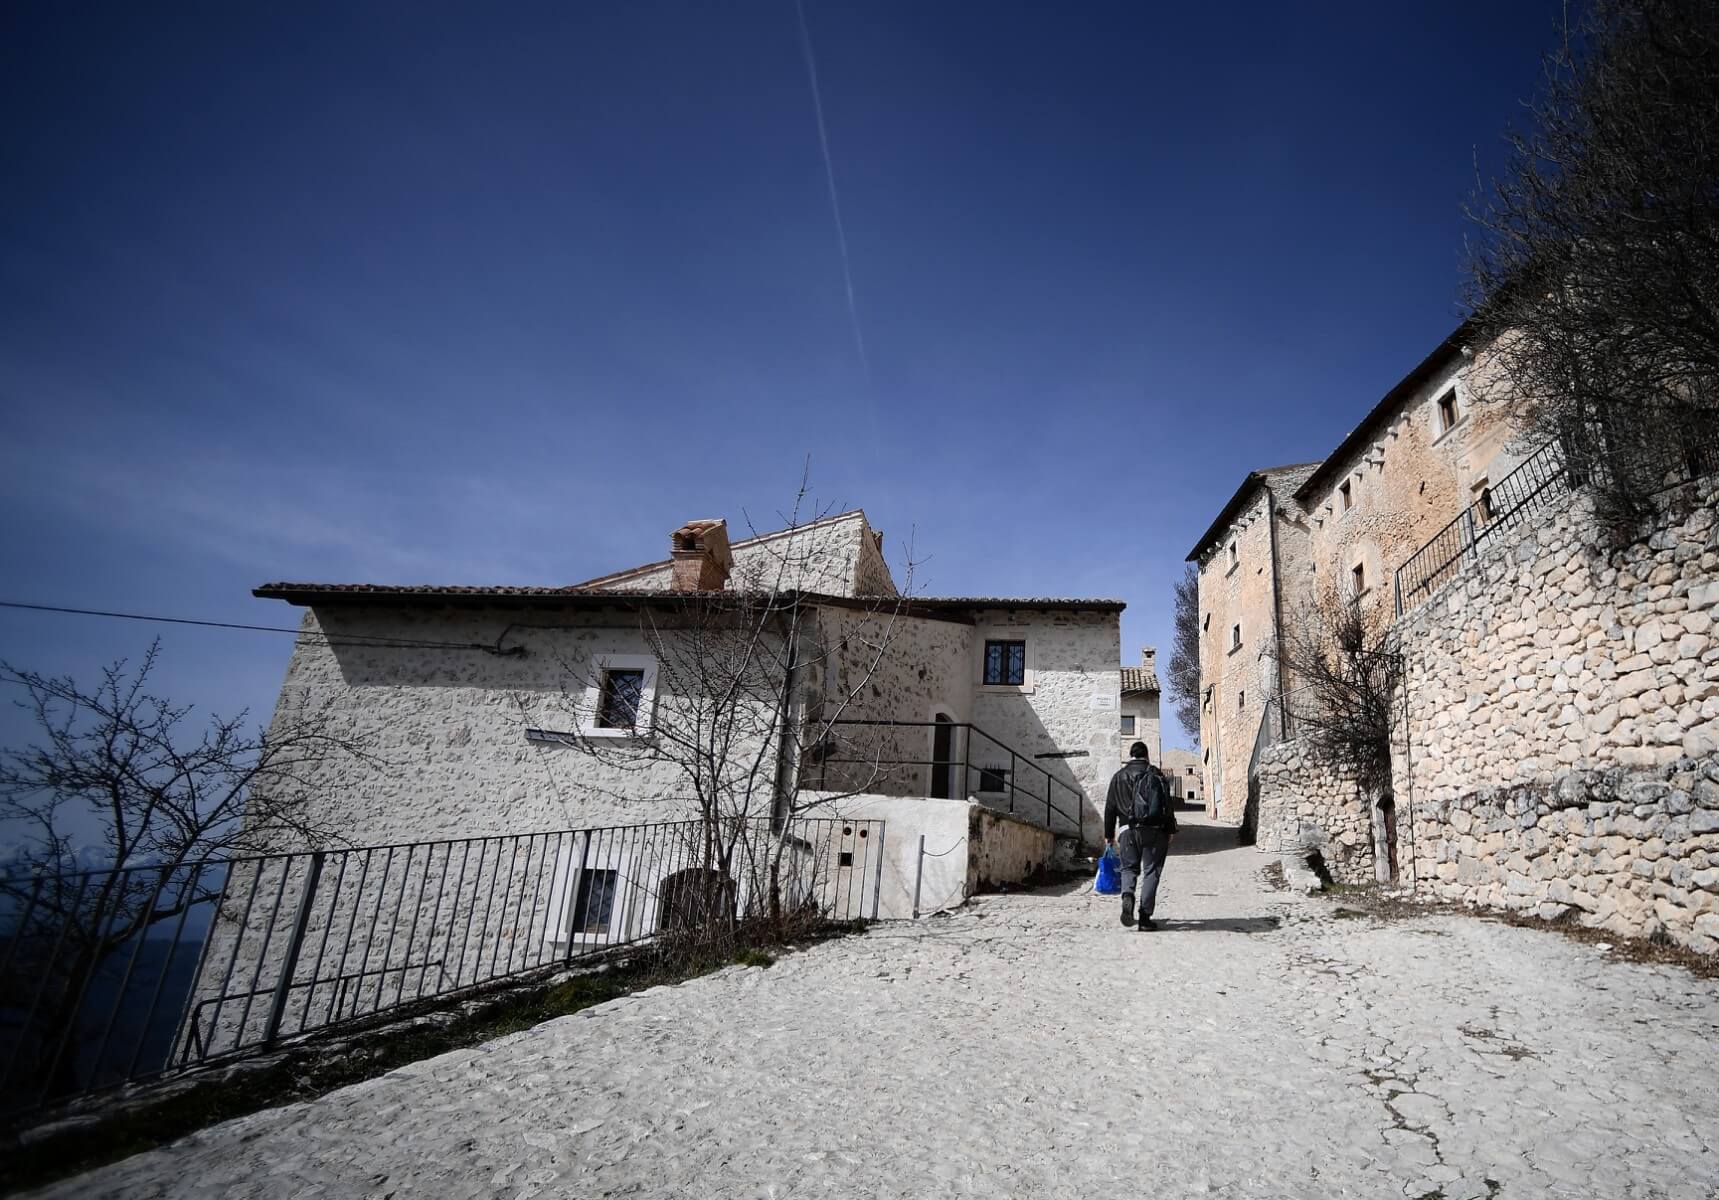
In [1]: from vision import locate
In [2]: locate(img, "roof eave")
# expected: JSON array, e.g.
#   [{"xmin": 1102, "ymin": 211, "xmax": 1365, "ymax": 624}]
[{"xmin": 1291, "ymin": 322, "xmax": 1473, "ymax": 504}]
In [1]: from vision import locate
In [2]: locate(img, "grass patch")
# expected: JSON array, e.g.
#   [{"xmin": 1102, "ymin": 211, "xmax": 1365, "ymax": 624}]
[{"xmin": 1, "ymin": 919, "xmax": 862, "ymax": 1196}]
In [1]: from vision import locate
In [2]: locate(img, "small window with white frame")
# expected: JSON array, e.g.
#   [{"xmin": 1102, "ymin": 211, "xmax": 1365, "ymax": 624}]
[{"xmin": 580, "ymin": 653, "xmax": 659, "ymax": 738}]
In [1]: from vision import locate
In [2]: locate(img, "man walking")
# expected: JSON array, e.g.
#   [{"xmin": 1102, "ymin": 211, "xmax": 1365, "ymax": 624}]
[{"xmin": 1103, "ymin": 742, "xmax": 1177, "ymax": 930}]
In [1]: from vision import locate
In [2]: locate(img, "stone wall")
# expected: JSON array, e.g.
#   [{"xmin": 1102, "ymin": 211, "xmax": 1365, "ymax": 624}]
[
  {"xmin": 1394, "ymin": 473, "xmax": 1719, "ymax": 949},
  {"xmin": 1197, "ymin": 478, "xmax": 1307, "ymax": 824},
  {"xmin": 1252, "ymin": 739, "xmax": 1377, "ymax": 885},
  {"xmin": 1301, "ymin": 350, "xmax": 1522, "ymax": 611},
  {"xmin": 1396, "ymin": 475, "xmax": 1719, "ymax": 794},
  {"xmin": 597, "ymin": 511, "xmax": 887, "ymax": 596},
  {"xmin": 1160, "ymin": 748, "xmax": 1204, "ymax": 803},
  {"xmin": 1407, "ymin": 759, "xmax": 1719, "ymax": 951},
  {"xmin": 1118, "ymin": 691, "xmax": 1160, "ymax": 765},
  {"xmin": 968, "ymin": 609, "xmax": 1122, "ymax": 845}
]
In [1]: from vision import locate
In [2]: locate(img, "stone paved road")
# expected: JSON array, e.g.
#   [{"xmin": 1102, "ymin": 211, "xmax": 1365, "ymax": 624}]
[{"xmin": 37, "ymin": 814, "xmax": 1719, "ymax": 1199}]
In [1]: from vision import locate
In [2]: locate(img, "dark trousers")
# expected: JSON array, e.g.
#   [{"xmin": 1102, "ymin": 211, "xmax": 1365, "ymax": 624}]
[{"xmin": 1118, "ymin": 826, "xmax": 1171, "ymax": 919}]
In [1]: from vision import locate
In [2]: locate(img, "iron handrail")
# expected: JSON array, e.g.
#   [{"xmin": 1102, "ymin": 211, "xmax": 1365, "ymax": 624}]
[{"xmin": 817, "ymin": 718, "xmax": 1085, "ymax": 835}]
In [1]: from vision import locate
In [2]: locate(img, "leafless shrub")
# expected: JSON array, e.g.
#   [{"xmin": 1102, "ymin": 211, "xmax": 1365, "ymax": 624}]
[
  {"xmin": 0, "ymin": 641, "xmax": 376, "ymax": 1093},
  {"xmin": 1269, "ymin": 588, "xmax": 1402, "ymax": 795},
  {"xmin": 548, "ymin": 471, "xmax": 918, "ymax": 926}
]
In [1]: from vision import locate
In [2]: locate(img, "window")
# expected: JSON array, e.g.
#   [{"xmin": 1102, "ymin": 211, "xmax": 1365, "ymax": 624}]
[
  {"xmin": 1186, "ymin": 767, "xmax": 1195, "ymax": 776},
  {"xmin": 1238, "ymin": 690, "xmax": 1246, "ymax": 710},
  {"xmin": 1202, "ymin": 612, "xmax": 1210, "ymax": 632},
  {"xmin": 1228, "ymin": 542, "xmax": 1238, "ymax": 569},
  {"xmin": 1351, "ymin": 563, "xmax": 1366, "ymax": 596},
  {"xmin": 1437, "ymin": 388, "xmax": 1458, "ymax": 433},
  {"xmin": 1230, "ymin": 624, "xmax": 1242, "ymax": 651},
  {"xmin": 978, "ymin": 766, "xmax": 1010, "ymax": 793},
  {"xmin": 1120, "ymin": 715, "xmax": 1136, "ymax": 736},
  {"xmin": 1340, "ymin": 480, "xmax": 1353, "ymax": 510},
  {"xmin": 596, "ymin": 669, "xmax": 645, "ymax": 729},
  {"xmin": 983, "ymin": 640, "xmax": 1026, "ymax": 686},
  {"xmin": 572, "ymin": 869, "xmax": 619, "ymax": 936}
]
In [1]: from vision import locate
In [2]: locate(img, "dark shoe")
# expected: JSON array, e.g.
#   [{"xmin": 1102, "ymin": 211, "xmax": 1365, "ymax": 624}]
[
  {"xmin": 1138, "ymin": 918, "xmax": 1158, "ymax": 931},
  {"xmin": 1120, "ymin": 892, "xmax": 1135, "ymax": 927}
]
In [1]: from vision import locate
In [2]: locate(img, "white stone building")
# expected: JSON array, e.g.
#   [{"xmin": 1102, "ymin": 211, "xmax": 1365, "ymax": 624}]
[{"xmin": 252, "ymin": 509, "xmax": 1125, "ymax": 854}]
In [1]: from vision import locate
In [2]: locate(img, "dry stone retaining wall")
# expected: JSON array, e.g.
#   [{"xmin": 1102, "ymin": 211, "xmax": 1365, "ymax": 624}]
[
  {"xmin": 1393, "ymin": 473, "xmax": 1719, "ymax": 950},
  {"xmin": 1252, "ymin": 740, "xmax": 1376, "ymax": 885},
  {"xmin": 1408, "ymin": 758, "xmax": 1719, "ymax": 951}
]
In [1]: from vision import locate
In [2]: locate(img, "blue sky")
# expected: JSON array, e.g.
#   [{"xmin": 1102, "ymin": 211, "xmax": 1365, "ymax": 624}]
[{"xmin": 1, "ymin": 0, "xmax": 1563, "ymax": 768}]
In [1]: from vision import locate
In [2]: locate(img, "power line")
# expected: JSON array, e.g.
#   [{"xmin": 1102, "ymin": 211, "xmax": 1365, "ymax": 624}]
[{"xmin": 0, "ymin": 600, "xmax": 518, "ymax": 656}]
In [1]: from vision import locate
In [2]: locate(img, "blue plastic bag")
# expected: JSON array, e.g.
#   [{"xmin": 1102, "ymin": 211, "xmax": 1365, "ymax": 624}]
[{"xmin": 1094, "ymin": 846, "xmax": 1120, "ymax": 894}]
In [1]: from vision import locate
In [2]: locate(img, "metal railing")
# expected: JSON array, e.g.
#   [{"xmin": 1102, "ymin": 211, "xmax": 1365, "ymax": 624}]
[
  {"xmin": 1393, "ymin": 438, "xmax": 1573, "ymax": 615},
  {"xmin": 0, "ymin": 815, "xmax": 882, "ymax": 1120},
  {"xmin": 1395, "ymin": 409, "xmax": 1719, "ymax": 616},
  {"xmin": 812, "ymin": 719, "xmax": 1085, "ymax": 836}
]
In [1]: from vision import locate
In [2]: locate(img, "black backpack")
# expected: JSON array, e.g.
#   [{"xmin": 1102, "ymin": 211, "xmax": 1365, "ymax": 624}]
[{"xmin": 1126, "ymin": 766, "xmax": 1172, "ymax": 829}]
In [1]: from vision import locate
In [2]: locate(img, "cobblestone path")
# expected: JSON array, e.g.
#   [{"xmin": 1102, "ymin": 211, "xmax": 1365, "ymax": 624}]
[{"xmin": 38, "ymin": 814, "xmax": 1719, "ymax": 1199}]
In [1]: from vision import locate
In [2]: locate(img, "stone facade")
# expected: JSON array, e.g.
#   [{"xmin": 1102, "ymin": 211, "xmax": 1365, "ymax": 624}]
[
  {"xmin": 1190, "ymin": 464, "xmax": 1317, "ymax": 823},
  {"xmin": 1118, "ymin": 646, "xmax": 1161, "ymax": 765},
  {"xmin": 1396, "ymin": 475, "xmax": 1719, "ymax": 791},
  {"xmin": 1389, "ymin": 474, "xmax": 1719, "ymax": 949},
  {"xmin": 1252, "ymin": 741, "xmax": 1378, "ymax": 885},
  {"xmin": 252, "ymin": 512, "xmax": 1125, "ymax": 850},
  {"xmin": 1159, "ymin": 747, "xmax": 1204, "ymax": 804},
  {"xmin": 1297, "ymin": 346, "xmax": 1523, "ymax": 614},
  {"xmin": 582, "ymin": 510, "xmax": 895, "ymax": 598},
  {"xmin": 1406, "ymin": 759, "xmax": 1719, "ymax": 950}
]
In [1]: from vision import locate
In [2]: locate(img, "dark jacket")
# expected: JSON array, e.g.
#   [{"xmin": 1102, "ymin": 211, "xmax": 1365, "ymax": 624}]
[{"xmin": 1104, "ymin": 760, "xmax": 1179, "ymax": 840}]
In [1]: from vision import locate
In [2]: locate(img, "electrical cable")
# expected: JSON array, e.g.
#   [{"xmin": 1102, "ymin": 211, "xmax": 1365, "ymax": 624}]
[{"xmin": 0, "ymin": 600, "xmax": 520, "ymax": 656}]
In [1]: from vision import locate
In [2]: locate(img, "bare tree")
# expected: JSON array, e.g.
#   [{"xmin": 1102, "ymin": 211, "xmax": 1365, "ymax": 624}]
[
  {"xmin": 1267, "ymin": 588, "xmax": 1402, "ymax": 796},
  {"xmin": 1167, "ymin": 564, "xmax": 1201, "ymax": 746},
  {"xmin": 1465, "ymin": 0, "xmax": 1719, "ymax": 525},
  {"xmin": 545, "ymin": 477, "xmax": 918, "ymax": 934},
  {"xmin": 0, "ymin": 642, "xmax": 375, "ymax": 1094}
]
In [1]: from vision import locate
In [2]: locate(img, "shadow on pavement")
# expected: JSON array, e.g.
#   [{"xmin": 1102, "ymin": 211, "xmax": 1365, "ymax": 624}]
[
  {"xmin": 1165, "ymin": 821, "xmax": 1243, "ymax": 858},
  {"xmin": 1152, "ymin": 916, "xmax": 1281, "ymax": 934}
]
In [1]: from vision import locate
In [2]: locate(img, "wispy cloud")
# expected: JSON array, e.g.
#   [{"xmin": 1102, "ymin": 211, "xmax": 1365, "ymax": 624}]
[{"xmin": 794, "ymin": 0, "xmax": 870, "ymax": 382}]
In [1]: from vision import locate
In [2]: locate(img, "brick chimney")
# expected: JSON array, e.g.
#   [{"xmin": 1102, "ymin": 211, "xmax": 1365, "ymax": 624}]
[
  {"xmin": 669, "ymin": 519, "xmax": 733, "ymax": 592},
  {"xmin": 1141, "ymin": 646, "xmax": 1157, "ymax": 673}
]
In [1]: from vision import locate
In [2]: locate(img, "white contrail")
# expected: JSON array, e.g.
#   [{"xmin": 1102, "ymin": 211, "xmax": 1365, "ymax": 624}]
[{"xmin": 795, "ymin": 0, "xmax": 870, "ymax": 380}]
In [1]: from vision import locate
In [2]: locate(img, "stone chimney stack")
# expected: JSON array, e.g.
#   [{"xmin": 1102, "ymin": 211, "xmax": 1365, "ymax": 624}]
[
  {"xmin": 669, "ymin": 519, "xmax": 733, "ymax": 592},
  {"xmin": 1141, "ymin": 646, "xmax": 1157, "ymax": 673}
]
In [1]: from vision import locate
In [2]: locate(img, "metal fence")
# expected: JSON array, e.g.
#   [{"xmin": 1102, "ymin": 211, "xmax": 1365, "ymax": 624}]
[
  {"xmin": 0, "ymin": 815, "xmax": 882, "ymax": 1120},
  {"xmin": 1395, "ymin": 409, "xmax": 1719, "ymax": 616},
  {"xmin": 1393, "ymin": 437, "xmax": 1572, "ymax": 615},
  {"xmin": 812, "ymin": 718, "xmax": 1085, "ymax": 836}
]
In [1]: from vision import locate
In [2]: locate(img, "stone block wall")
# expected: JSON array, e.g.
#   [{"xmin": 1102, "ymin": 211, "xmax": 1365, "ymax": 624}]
[
  {"xmin": 1393, "ymin": 473, "xmax": 1719, "ymax": 949},
  {"xmin": 1396, "ymin": 475, "xmax": 1719, "ymax": 797},
  {"xmin": 1252, "ymin": 739, "xmax": 1377, "ymax": 885},
  {"xmin": 1408, "ymin": 758, "xmax": 1719, "ymax": 951}
]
